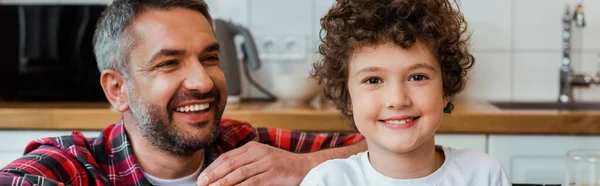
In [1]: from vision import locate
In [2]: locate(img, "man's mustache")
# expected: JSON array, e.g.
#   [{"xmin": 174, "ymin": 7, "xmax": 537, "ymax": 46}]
[{"xmin": 168, "ymin": 89, "xmax": 219, "ymax": 110}]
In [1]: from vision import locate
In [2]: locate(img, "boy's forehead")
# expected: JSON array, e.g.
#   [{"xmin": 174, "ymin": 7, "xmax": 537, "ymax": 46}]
[{"xmin": 349, "ymin": 43, "xmax": 438, "ymax": 69}]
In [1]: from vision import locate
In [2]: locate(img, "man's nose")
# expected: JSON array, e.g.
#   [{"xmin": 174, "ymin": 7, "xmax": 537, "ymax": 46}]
[{"xmin": 182, "ymin": 61, "xmax": 214, "ymax": 93}]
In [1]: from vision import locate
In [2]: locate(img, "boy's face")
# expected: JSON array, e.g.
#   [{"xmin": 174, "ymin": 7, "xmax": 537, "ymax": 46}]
[{"xmin": 347, "ymin": 42, "xmax": 449, "ymax": 154}]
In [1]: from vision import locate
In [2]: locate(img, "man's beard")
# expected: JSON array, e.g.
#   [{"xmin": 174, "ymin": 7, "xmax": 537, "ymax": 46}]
[{"xmin": 127, "ymin": 83, "xmax": 224, "ymax": 157}]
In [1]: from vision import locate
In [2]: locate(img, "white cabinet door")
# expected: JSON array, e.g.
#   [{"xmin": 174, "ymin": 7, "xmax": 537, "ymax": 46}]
[
  {"xmin": 488, "ymin": 135, "xmax": 600, "ymax": 185},
  {"xmin": 0, "ymin": 130, "xmax": 100, "ymax": 168},
  {"xmin": 435, "ymin": 134, "xmax": 487, "ymax": 153}
]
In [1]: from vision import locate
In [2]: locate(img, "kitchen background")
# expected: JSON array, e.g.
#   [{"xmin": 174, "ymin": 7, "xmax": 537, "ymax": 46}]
[
  {"xmin": 203, "ymin": 0, "xmax": 600, "ymax": 102},
  {"xmin": 206, "ymin": 0, "xmax": 600, "ymax": 103},
  {"xmin": 1, "ymin": 0, "xmax": 599, "ymax": 102},
  {"xmin": 1, "ymin": 0, "xmax": 600, "ymax": 185}
]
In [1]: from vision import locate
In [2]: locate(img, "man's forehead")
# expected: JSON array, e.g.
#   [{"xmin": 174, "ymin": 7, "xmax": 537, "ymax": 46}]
[
  {"xmin": 128, "ymin": 8, "xmax": 216, "ymax": 57},
  {"xmin": 131, "ymin": 8, "xmax": 213, "ymax": 36}
]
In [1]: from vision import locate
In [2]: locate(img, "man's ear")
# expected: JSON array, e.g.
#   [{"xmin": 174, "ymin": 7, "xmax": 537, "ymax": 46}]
[{"xmin": 100, "ymin": 70, "xmax": 129, "ymax": 112}]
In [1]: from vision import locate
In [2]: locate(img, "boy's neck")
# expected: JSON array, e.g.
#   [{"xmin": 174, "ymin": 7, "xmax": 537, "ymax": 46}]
[{"xmin": 367, "ymin": 137, "xmax": 444, "ymax": 179}]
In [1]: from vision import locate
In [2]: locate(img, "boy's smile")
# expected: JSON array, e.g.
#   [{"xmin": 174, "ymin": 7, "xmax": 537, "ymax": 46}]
[{"xmin": 378, "ymin": 115, "xmax": 421, "ymax": 130}]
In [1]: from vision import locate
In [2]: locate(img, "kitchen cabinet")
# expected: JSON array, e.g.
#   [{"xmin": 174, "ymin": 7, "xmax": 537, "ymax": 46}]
[
  {"xmin": 488, "ymin": 135, "xmax": 600, "ymax": 185},
  {"xmin": 435, "ymin": 134, "xmax": 487, "ymax": 153}
]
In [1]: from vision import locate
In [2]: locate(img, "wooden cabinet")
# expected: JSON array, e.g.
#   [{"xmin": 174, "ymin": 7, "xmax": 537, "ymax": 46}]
[{"xmin": 487, "ymin": 135, "xmax": 600, "ymax": 185}]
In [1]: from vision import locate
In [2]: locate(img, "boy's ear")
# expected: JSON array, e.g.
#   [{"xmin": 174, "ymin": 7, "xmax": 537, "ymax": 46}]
[
  {"xmin": 443, "ymin": 95, "xmax": 452, "ymax": 113},
  {"xmin": 346, "ymin": 100, "xmax": 353, "ymax": 115},
  {"xmin": 443, "ymin": 95, "xmax": 451, "ymax": 106}
]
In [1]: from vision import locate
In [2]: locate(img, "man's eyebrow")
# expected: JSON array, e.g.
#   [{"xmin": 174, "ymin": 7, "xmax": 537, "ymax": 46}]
[{"xmin": 201, "ymin": 42, "xmax": 220, "ymax": 54}]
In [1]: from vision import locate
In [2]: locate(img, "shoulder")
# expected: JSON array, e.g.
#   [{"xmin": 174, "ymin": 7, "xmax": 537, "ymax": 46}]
[
  {"xmin": 315, "ymin": 152, "xmax": 363, "ymax": 172},
  {"xmin": 446, "ymin": 146, "xmax": 503, "ymax": 170},
  {"xmin": 20, "ymin": 125, "xmax": 117, "ymax": 165},
  {"xmin": 442, "ymin": 146, "xmax": 511, "ymax": 184},
  {"xmin": 444, "ymin": 147, "xmax": 505, "ymax": 177},
  {"xmin": 219, "ymin": 118, "xmax": 254, "ymax": 131},
  {"xmin": 2, "ymin": 129, "xmax": 108, "ymax": 182},
  {"xmin": 24, "ymin": 130, "xmax": 97, "ymax": 153},
  {"xmin": 301, "ymin": 151, "xmax": 366, "ymax": 185},
  {"xmin": 214, "ymin": 118, "xmax": 256, "ymax": 150}
]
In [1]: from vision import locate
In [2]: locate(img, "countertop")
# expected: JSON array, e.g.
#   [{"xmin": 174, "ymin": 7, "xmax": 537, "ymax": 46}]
[{"xmin": 1, "ymin": 98, "xmax": 600, "ymax": 134}]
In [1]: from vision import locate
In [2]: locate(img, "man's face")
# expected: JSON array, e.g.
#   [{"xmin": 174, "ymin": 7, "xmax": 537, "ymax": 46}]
[{"xmin": 125, "ymin": 8, "xmax": 227, "ymax": 156}]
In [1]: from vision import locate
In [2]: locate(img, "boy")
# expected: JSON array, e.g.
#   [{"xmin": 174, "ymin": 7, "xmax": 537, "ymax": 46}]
[{"xmin": 301, "ymin": 0, "xmax": 512, "ymax": 185}]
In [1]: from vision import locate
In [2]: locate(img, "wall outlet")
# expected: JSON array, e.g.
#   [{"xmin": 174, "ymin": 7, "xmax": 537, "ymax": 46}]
[
  {"xmin": 255, "ymin": 35, "xmax": 308, "ymax": 61},
  {"xmin": 282, "ymin": 36, "xmax": 307, "ymax": 60}
]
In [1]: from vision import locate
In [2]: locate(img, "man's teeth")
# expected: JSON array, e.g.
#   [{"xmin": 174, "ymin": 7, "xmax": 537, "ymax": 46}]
[
  {"xmin": 175, "ymin": 103, "xmax": 210, "ymax": 112},
  {"xmin": 385, "ymin": 118, "xmax": 413, "ymax": 125}
]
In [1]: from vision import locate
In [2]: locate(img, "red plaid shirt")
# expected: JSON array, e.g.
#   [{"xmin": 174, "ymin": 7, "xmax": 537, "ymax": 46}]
[{"xmin": 0, "ymin": 118, "xmax": 363, "ymax": 186}]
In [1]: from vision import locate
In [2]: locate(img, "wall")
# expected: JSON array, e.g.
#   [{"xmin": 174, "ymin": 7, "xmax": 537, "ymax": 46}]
[
  {"xmin": 2, "ymin": 0, "xmax": 599, "ymax": 102},
  {"xmin": 204, "ymin": 0, "xmax": 600, "ymax": 102}
]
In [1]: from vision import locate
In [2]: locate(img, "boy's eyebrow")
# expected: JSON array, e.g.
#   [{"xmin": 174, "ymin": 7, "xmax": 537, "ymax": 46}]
[
  {"xmin": 355, "ymin": 67, "xmax": 383, "ymax": 76},
  {"xmin": 354, "ymin": 63, "xmax": 436, "ymax": 76},
  {"xmin": 408, "ymin": 63, "xmax": 436, "ymax": 71}
]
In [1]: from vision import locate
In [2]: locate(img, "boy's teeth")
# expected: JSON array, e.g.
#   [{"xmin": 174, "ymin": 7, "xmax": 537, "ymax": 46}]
[
  {"xmin": 175, "ymin": 103, "xmax": 210, "ymax": 112},
  {"xmin": 385, "ymin": 118, "xmax": 413, "ymax": 125}
]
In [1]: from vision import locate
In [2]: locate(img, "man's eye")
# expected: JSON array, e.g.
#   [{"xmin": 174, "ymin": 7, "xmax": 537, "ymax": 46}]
[
  {"xmin": 201, "ymin": 55, "xmax": 220, "ymax": 62},
  {"xmin": 363, "ymin": 77, "xmax": 382, "ymax": 84},
  {"xmin": 157, "ymin": 60, "xmax": 179, "ymax": 68},
  {"xmin": 409, "ymin": 74, "xmax": 429, "ymax": 81}
]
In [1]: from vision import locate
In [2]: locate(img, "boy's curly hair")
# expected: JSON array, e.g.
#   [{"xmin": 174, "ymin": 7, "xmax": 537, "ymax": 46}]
[{"xmin": 312, "ymin": 0, "xmax": 474, "ymax": 128}]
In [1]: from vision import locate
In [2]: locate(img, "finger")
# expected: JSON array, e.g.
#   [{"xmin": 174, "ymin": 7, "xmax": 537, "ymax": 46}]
[
  {"xmin": 235, "ymin": 171, "xmax": 270, "ymax": 186},
  {"xmin": 211, "ymin": 158, "xmax": 269, "ymax": 186},
  {"xmin": 198, "ymin": 142, "xmax": 261, "ymax": 185},
  {"xmin": 201, "ymin": 151, "xmax": 259, "ymax": 186}
]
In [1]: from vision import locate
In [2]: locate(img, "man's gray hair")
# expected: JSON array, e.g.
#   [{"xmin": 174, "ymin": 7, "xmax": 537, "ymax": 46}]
[{"xmin": 93, "ymin": 0, "xmax": 213, "ymax": 77}]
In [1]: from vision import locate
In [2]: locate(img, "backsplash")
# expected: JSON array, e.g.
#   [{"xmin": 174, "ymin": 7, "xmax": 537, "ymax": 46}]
[
  {"xmin": 3, "ymin": 0, "xmax": 599, "ymax": 102},
  {"xmin": 204, "ymin": 0, "xmax": 600, "ymax": 102}
]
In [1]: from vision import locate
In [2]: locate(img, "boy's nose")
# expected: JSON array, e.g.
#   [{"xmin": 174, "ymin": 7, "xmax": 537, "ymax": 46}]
[{"xmin": 385, "ymin": 84, "xmax": 411, "ymax": 109}]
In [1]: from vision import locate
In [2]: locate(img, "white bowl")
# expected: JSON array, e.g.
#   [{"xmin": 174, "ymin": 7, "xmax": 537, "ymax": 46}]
[{"xmin": 271, "ymin": 74, "xmax": 323, "ymax": 106}]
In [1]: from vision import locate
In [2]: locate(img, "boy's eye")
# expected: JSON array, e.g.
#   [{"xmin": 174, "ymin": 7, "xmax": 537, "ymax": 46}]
[
  {"xmin": 363, "ymin": 77, "xmax": 383, "ymax": 84},
  {"xmin": 409, "ymin": 74, "xmax": 429, "ymax": 81}
]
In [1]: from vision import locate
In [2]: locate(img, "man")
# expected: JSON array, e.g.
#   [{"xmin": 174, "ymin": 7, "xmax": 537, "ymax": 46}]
[{"xmin": 0, "ymin": 0, "xmax": 365, "ymax": 186}]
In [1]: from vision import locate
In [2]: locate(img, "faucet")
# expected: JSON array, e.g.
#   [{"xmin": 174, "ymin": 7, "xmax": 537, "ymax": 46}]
[{"xmin": 558, "ymin": 3, "xmax": 599, "ymax": 103}]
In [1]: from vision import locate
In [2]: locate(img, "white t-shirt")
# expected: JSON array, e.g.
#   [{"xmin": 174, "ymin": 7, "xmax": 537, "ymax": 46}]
[
  {"xmin": 142, "ymin": 156, "xmax": 204, "ymax": 186},
  {"xmin": 300, "ymin": 145, "xmax": 512, "ymax": 186}
]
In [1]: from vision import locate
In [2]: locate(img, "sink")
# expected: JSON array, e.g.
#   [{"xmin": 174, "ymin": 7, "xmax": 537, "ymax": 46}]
[{"xmin": 489, "ymin": 101, "xmax": 600, "ymax": 111}]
